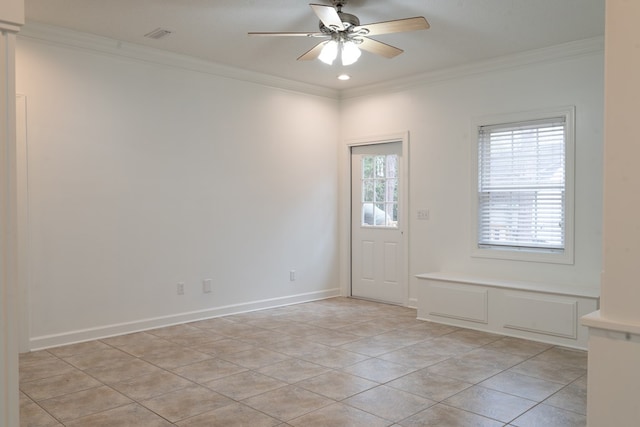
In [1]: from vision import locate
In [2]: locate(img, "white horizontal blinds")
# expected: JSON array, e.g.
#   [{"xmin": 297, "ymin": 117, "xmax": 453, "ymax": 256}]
[{"xmin": 478, "ymin": 117, "xmax": 566, "ymax": 251}]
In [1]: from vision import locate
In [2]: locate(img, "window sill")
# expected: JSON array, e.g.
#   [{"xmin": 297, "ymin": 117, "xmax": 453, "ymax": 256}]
[{"xmin": 471, "ymin": 246, "xmax": 574, "ymax": 265}]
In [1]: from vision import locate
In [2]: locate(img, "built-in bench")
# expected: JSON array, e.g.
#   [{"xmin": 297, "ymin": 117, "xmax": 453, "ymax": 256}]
[{"xmin": 415, "ymin": 272, "xmax": 600, "ymax": 349}]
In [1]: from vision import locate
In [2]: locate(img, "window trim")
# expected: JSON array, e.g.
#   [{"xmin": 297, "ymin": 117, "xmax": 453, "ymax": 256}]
[{"xmin": 470, "ymin": 107, "xmax": 575, "ymax": 265}]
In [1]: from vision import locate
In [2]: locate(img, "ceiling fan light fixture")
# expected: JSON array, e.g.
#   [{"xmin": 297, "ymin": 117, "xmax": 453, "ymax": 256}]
[
  {"xmin": 319, "ymin": 40, "xmax": 339, "ymax": 65},
  {"xmin": 341, "ymin": 40, "xmax": 361, "ymax": 66}
]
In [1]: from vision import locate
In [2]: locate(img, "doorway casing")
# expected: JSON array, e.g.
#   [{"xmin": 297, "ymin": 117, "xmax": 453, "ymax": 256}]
[{"xmin": 340, "ymin": 131, "xmax": 410, "ymax": 306}]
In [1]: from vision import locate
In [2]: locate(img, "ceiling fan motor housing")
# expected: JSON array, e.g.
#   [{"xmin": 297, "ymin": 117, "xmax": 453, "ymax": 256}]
[{"xmin": 319, "ymin": 11, "xmax": 360, "ymax": 33}]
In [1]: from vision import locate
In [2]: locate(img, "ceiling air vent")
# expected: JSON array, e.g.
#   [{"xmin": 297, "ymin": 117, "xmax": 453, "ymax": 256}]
[{"xmin": 144, "ymin": 28, "xmax": 172, "ymax": 40}]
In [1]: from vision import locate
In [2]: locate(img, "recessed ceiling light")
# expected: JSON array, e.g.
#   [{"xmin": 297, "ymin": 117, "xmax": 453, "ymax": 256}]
[{"xmin": 338, "ymin": 74, "xmax": 351, "ymax": 81}]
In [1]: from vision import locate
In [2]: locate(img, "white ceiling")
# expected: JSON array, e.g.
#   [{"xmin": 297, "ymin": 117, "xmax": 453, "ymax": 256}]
[{"xmin": 24, "ymin": 0, "xmax": 605, "ymax": 91}]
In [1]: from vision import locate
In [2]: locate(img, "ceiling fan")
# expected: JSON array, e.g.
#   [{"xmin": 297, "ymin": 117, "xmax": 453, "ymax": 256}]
[{"xmin": 248, "ymin": 0, "xmax": 429, "ymax": 66}]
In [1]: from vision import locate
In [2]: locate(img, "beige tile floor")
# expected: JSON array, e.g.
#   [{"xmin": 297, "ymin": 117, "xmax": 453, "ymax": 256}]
[{"xmin": 19, "ymin": 297, "xmax": 588, "ymax": 426}]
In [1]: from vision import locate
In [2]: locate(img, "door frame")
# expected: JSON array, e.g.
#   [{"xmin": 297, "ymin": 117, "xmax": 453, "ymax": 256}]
[{"xmin": 340, "ymin": 132, "xmax": 410, "ymax": 305}]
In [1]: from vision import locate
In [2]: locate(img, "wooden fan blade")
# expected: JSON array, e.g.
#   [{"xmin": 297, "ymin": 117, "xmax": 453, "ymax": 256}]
[
  {"xmin": 248, "ymin": 32, "xmax": 328, "ymax": 37},
  {"xmin": 355, "ymin": 17, "xmax": 429, "ymax": 36},
  {"xmin": 310, "ymin": 3, "xmax": 344, "ymax": 31},
  {"xmin": 297, "ymin": 41, "xmax": 327, "ymax": 61},
  {"xmin": 358, "ymin": 37, "xmax": 404, "ymax": 58}
]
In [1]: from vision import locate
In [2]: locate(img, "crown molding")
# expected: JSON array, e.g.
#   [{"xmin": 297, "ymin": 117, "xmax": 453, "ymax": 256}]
[
  {"xmin": 18, "ymin": 22, "xmax": 340, "ymax": 100},
  {"xmin": 18, "ymin": 23, "xmax": 603, "ymax": 102},
  {"xmin": 1, "ymin": 21, "xmax": 23, "ymax": 32},
  {"xmin": 340, "ymin": 36, "xmax": 604, "ymax": 100},
  {"xmin": 0, "ymin": 0, "xmax": 24, "ymax": 31}
]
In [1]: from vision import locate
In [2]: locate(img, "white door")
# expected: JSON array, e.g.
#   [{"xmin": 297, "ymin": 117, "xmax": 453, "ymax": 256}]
[{"xmin": 351, "ymin": 142, "xmax": 405, "ymax": 304}]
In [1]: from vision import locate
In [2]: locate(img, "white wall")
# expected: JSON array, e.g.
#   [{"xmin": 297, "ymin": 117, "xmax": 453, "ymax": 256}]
[
  {"xmin": 15, "ymin": 25, "xmax": 604, "ymax": 349},
  {"xmin": 340, "ymin": 48, "xmax": 604, "ymax": 304},
  {"xmin": 16, "ymin": 34, "xmax": 340, "ymax": 348}
]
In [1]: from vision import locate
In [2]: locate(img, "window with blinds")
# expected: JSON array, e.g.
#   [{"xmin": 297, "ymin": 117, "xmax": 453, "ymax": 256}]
[{"xmin": 477, "ymin": 117, "xmax": 567, "ymax": 252}]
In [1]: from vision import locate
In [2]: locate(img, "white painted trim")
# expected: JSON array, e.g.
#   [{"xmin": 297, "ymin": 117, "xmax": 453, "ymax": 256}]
[
  {"xmin": 0, "ymin": 22, "xmax": 22, "ymax": 33},
  {"xmin": 15, "ymin": 94, "xmax": 28, "ymax": 353},
  {"xmin": 341, "ymin": 37, "xmax": 604, "ymax": 99},
  {"xmin": 343, "ymin": 132, "xmax": 410, "ymax": 306},
  {"xmin": 416, "ymin": 315, "xmax": 589, "ymax": 351},
  {"xmin": 416, "ymin": 274, "xmax": 598, "ymax": 349},
  {"xmin": 29, "ymin": 288, "xmax": 340, "ymax": 350},
  {"xmin": 18, "ymin": 23, "xmax": 603, "ymax": 103},
  {"xmin": 415, "ymin": 272, "xmax": 599, "ymax": 299},
  {"xmin": 582, "ymin": 310, "xmax": 640, "ymax": 337},
  {"xmin": 0, "ymin": 0, "xmax": 24, "ymax": 29},
  {"xmin": 18, "ymin": 23, "xmax": 339, "ymax": 101},
  {"xmin": 469, "ymin": 106, "xmax": 576, "ymax": 265},
  {"xmin": 0, "ymin": 26, "xmax": 21, "ymax": 427}
]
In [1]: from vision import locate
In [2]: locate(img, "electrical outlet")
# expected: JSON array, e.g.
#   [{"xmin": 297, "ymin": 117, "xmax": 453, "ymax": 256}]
[
  {"xmin": 203, "ymin": 279, "xmax": 212, "ymax": 293},
  {"xmin": 290, "ymin": 270, "xmax": 296, "ymax": 281},
  {"xmin": 177, "ymin": 282, "xmax": 185, "ymax": 295}
]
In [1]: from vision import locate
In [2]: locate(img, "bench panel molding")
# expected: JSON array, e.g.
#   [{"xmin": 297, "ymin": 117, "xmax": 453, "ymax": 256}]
[
  {"xmin": 427, "ymin": 284, "xmax": 489, "ymax": 324},
  {"xmin": 500, "ymin": 292, "xmax": 577, "ymax": 339},
  {"xmin": 416, "ymin": 272, "xmax": 599, "ymax": 349}
]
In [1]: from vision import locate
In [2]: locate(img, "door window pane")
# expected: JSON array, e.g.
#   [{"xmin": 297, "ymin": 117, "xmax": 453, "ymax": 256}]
[{"xmin": 361, "ymin": 154, "xmax": 399, "ymax": 228}]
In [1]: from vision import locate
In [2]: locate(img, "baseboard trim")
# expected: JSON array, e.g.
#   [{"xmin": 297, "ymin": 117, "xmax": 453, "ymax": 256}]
[{"xmin": 29, "ymin": 288, "xmax": 341, "ymax": 351}]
